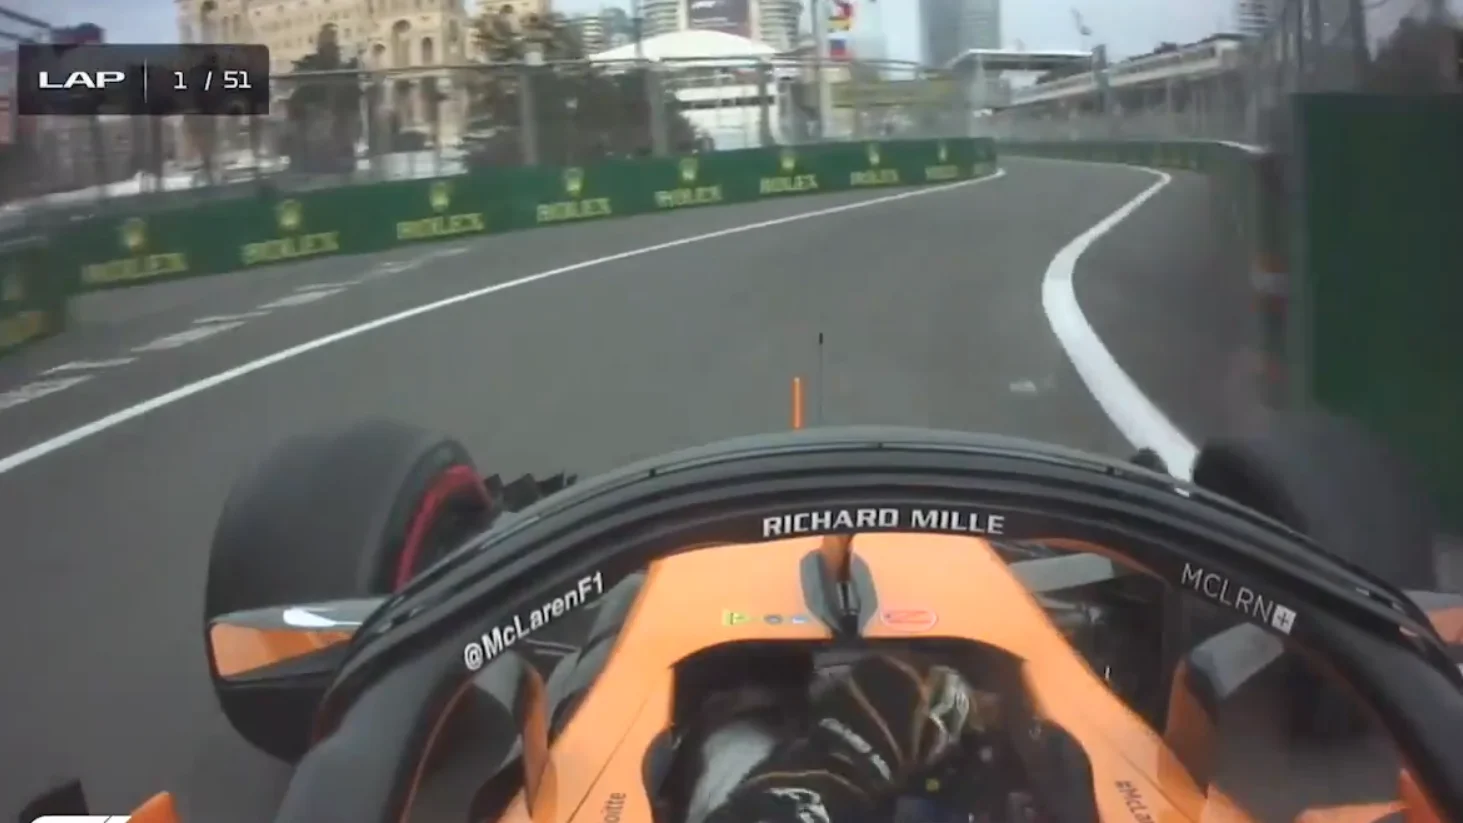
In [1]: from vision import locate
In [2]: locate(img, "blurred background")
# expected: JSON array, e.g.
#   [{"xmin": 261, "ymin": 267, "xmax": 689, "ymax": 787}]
[
  {"xmin": 0, "ymin": 0, "xmax": 1459, "ymax": 553},
  {"xmin": 1, "ymin": 0, "xmax": 1454, "ymax": 216}
]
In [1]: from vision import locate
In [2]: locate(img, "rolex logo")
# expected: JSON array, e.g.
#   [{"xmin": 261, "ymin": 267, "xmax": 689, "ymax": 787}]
[
  {"xmin": 277, "ymin": 199, "xmax": 303, "ymax": 232},
  {"xmin": 866, "ymin": 143, "xmax": 881, "ymax": 166},
  {"xmin": 679, "ymin": 156, "xmax": 698, "ymax": 184},
  {"xmin": 429, "ymin": 180, "xmax": 451, "ymax": 212},
  {"xmin": 937, "ymin": 142, "xmax": 948, "ymax": 163},
  {"xmin": 1, "ymin": 272, "xmax": 21, "ymax": 302},
  {"xmin": 563, "ymin": 167, "xmax": 584, "ymax": 197},
  {"xmin": 121, "ymin": 217, "xmax": 146, "ymax": 253},
  {"xmin": 779, "ymin": 149, "xmax": 796, "ymax": 173}
]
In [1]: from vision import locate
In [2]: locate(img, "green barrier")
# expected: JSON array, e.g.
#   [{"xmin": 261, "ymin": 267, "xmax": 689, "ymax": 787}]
[
  {"xmin": 0, "ymin": 233, "xmax": 66, "ymax": 356},
  {"xmin": 380, "ymin": 176, "xmax": 498, "ymax": 246},
  {"xmin": 17, "ymin": 138, "xmax": 1000, "ymax": 376},
  {"xmin": 50, "ymin": 137, "xmax": 997, "ymax": 299},
  {"xmin": 1002, "ymin": 130, "xmax": 1463, "ymax": 530},
  {"xmin": 1291, "ymin": 94, "xmax": 1463, "ymax": 531}
]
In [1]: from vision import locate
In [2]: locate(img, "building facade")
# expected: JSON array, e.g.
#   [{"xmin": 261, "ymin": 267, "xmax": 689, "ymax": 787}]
[
  {"xmin": 566, "ymin": 5, "xmax": 638, "ymax": 53},
  {"xmin": 569, "ymin": 12, "xmax": 607, "ymax": 51},
  {"xmin": 639, "ymin": 0, "xmax": 800, "ymax": 50},
  {"xmin": 174, "ymin": 0, "xmax": 475, "ymax": 147},
  {"xmin": 757, "ymin": 0, "xmax": 800, "ymax": 50},
  {"xmin": 1234, "ymin": 0, "xmax": 1272, "ymax": 36},
  {"xmin": 919, "ymin": 0, "xmax": 1001, "ymax": 67}
]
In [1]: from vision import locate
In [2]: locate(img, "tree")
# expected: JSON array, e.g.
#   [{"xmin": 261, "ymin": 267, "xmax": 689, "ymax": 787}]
[
  {"xmin": 463, "ymin": 6, "xmax": 699, "ymax": 166},
  {"xmin": 472, "ymin": 5, "xmax": 582, "ymax": 62},
  {"xmin": 285, "ymin": 24, "xmax": 364, "ymax": 174}
]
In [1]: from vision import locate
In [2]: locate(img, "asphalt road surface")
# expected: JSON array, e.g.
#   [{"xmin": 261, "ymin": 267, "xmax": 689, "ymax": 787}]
[{"xmin": 0, "ymin": 158, "xmax": 1255, "ymax": 821}]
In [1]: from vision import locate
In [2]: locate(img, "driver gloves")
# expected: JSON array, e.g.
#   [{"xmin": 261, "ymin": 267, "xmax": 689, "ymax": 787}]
[{"xmin": 704, "ymin": 654, "xmax": 989, "ymax": 823}]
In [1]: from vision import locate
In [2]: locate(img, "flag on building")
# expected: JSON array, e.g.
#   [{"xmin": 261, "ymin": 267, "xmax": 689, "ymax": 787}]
[{"xmin": 828, "ymin": 0, "xmax": 854, "ymax": 32}]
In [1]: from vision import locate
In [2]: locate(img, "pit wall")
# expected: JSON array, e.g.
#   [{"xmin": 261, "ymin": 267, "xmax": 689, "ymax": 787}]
[
  {"xmin": 0, "ymin": 136, "xmax": 998, "ymax": 355},
  {"xmin": 1002, "ymin": 96, "xmax": 1463, "ymax": 531}
]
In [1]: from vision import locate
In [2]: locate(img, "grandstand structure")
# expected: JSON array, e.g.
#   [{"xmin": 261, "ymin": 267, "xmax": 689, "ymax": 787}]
[{"xmin": 955, "ymin": 35, "xmax": 1253, "ymax": 140}]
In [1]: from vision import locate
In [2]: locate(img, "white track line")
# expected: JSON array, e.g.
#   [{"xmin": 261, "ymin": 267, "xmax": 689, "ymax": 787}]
[
  {"xmin": 0, "ymin": 171, "xmax": 1007, "ymax": 476},
  {"xmin": 1040, "ymin": 167, "xmax": 1199, "ymax": 478}
]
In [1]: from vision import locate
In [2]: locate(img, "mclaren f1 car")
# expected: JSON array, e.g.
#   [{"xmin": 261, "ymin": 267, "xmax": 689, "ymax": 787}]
[{"xmin": 23, "ymin": 416, "xmax": 1463, "ymax": 823}]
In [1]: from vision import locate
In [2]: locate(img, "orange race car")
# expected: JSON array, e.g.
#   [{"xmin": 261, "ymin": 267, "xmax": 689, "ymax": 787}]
[{"xmin": 22, "ymin": 417, "xmax": 1463, "ymax": 823}]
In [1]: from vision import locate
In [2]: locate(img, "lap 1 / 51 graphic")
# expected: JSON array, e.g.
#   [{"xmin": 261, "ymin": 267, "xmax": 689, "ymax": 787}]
[{"xmin": 16, "ymin": 44, "xmax": 270, "ymax": 116}]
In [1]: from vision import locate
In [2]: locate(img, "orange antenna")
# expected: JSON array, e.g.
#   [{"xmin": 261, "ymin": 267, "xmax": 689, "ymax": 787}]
[
  {"xmin": 791, "ymin": 377, "xmax": 805, "ymax": 429},
  {"xmin": 818, "ymin": 534, "xmax": 853, "ymax": 581}
]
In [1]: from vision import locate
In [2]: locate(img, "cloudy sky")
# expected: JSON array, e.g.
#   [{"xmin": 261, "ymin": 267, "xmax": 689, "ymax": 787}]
[{"xmin": 9, "ymin": 0, "xmax": 1266, "ymax": 61}]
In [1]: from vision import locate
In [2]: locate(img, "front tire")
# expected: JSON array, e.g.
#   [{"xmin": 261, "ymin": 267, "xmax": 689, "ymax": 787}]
[{"xmin": 206, "ymin": 419, "xmax": 492, "ymax": 760}]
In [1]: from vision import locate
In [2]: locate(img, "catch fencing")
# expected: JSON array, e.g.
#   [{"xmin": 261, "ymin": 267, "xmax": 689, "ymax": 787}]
[
  {"xmin": 3, "ymin": 56, "xmax": 968, "ymax": 225},
  {"xmin": 985, "ymin": 0, "xmax": 1461, "ymax": 146}
]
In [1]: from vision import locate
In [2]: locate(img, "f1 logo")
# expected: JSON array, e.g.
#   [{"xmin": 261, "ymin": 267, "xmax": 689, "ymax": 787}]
[{"xmin": 32, "ymin": 817, "xmax": 132, "ymax": 822}]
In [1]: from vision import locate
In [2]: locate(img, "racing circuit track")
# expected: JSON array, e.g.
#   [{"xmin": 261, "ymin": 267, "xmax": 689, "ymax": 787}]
[{"xmin": 0, "ymin": 157, "xmax": 1260, "ymax": 822}]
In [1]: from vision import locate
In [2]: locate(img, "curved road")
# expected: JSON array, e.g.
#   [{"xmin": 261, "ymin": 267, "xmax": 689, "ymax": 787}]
[{"xmin": 0, "ymin": 157, "xmax": 1247, "ymax": 821}]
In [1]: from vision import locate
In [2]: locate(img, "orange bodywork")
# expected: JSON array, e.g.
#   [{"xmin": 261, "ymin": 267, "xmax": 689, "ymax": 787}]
[
  {"xmin": 127, "ymin": 791, "xmax": 181, "ymax": 823},
  {"xmin": 177, "ymin": 530, "xmax": 1456, "ymax": 823},
  {"xmin": 486, "ymin": 533, "xmax": 1258, "ymax": 823},
  {"xmin": 499, "ymin": 535, "xmax": 835, "ymax": 823},
  {"xmin": 1425, "ymin": 606, "xmax": 1463, "ymax": 644},
  {"xmin": 208, "ymin": 622, "xmax": 353, "ymax": 677}
]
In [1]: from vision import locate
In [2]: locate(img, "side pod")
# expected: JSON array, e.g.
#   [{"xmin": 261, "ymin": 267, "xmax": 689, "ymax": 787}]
[{"xmin": 466, "ymin": 652, "xmax": 555, "ymax": 823}]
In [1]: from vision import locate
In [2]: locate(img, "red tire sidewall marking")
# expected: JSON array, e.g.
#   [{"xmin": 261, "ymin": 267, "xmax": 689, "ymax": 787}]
[{"xmin": 393, "ymin": 464, "xmax": 489, "ymax": 591}]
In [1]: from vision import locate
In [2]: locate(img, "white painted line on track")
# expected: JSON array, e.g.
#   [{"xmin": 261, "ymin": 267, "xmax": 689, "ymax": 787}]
[
  {"xmin": 1040, "ymin": 167, "xmax": 1199, "ymax": 479},
  {"xmin": 258, "ymin": 288, "xmax": 346, "ymax": 309},
  {"xmin": 192, "ymin": 311, "xmax": 271, "ymax": 325},
  {"xmin": 0, "ymin": 376, "xmax": 91, "ymax": 412},
  {"xmin": 43, "ymin": 358, "xmax": 137, "ymax": 375},
  {"xmin": 294, "ymin": 281, "xmax": 357, "ymax": 293},
  {"xmin": 0, "ymin": 170, "xmax": 1008, "ymax": 476},
  {"xmin": 132, "ymin": 321, "xmax": 247, "ymax": 353}
]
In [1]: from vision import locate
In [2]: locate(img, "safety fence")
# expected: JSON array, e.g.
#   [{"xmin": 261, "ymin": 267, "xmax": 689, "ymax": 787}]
[
  {"xmin": 3, "ymin": 56, "xmax": 968, "ymax": 228},
  {"xmin": 0, "ymin": 135, "xmax": 996, "ymax": 355},
  {"xmin": 982, "ymin": 0, "xmax": 1459, "ymax": 147}
]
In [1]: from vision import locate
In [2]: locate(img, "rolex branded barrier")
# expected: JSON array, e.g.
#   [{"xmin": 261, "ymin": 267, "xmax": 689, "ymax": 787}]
[
  {"xmin": 47, "ymin": 138, "xmax": 998, "ymax": 296},
  {"xmin": 0, "ymin": 233, "xmax": 67, "ymax": 358}
]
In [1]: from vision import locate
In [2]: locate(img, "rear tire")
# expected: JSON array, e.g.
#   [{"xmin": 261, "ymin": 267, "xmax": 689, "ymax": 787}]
[
  {"xmin": 206, "ymin": 419, "xmax": 492, "ymax": 761},
  {"xmin": 1191, "ymin": 410, "xmax": 1437, "ymax": 740}
]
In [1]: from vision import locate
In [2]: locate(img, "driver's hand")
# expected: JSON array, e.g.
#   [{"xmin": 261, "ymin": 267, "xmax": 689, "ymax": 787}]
[
  {"xmin": 707, "ymin": 654, "xmax": 992, "ymax": 823},
  {"xmin": 805, "ymin": 653, "xmax": 987, "ymax": 788}
]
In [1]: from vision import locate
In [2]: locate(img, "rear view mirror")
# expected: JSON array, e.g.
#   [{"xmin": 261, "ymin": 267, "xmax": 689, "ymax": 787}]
[
  {"xmin": 1164, "ymin": 624, "xmax": 1283, "ymax": 789},
  {"xmin": 205, "ymin": 598, "xmax": 382, "ymax": 762},
  {"xmin": 206, "ymin": 598, "xmax": 381, "ymax": 681}
]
